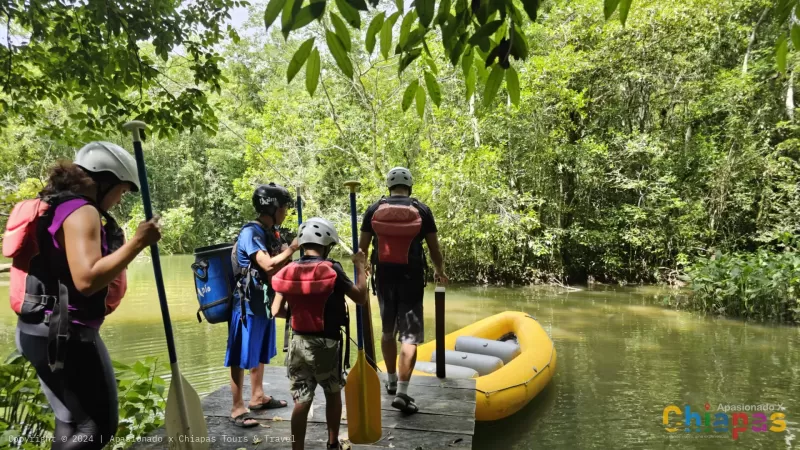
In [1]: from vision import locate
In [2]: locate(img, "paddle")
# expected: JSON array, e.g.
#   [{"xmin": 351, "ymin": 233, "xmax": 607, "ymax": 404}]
[
  {"xmin": 123, "ymin": 121, "xmax": 209, "ymax": 450},
  {"xmin": 284, "ymin": 186, "xmax": 303, "ymax": 353},
  {"xmin": 343, "ymin": 180, "xmax": 382, "ymax": 444}
]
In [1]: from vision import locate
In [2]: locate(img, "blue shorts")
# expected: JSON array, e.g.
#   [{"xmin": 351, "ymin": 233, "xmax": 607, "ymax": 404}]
[{"xmin": 225, "ymin": 302, "xmax": 278, "ymax": 370}]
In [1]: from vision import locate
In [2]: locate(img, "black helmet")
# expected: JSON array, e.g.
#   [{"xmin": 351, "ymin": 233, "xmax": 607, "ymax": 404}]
[{"xmin": 252, "ymin": 182, "xmax": 294, "ymax": 215}]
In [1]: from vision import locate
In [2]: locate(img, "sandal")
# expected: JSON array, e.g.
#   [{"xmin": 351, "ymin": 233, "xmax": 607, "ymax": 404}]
[
  {"xmin": 391, "ymin": 393, "xmax": 419, "ymax": 415},
  {"xmin": 385, "ymin": 380, "xmax": 397, "ymax": 396},
  {"xmin": 327, "ymin": 440, "xmax": 343, "ymax": 450},
  {"xmin": 229, "ymin": 412, "xmax": 259, "ymax": 428},
  {"xmin": 249, "ymin": 396, "xmax": 288, "ymax": 410}
]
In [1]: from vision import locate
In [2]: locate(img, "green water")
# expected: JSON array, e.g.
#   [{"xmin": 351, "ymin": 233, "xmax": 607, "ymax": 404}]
[{"xmin": 1, "ymin": 255, "xmax": 798, "ymax": 449}]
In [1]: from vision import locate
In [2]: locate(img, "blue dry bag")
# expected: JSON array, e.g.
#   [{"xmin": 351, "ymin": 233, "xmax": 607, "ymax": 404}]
[{"xmin": 192, "ymin": 243, "xmax": 235, "ymax": 323}]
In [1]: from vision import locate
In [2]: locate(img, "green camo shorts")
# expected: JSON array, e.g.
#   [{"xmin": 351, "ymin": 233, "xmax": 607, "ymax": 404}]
[{"xmin": 286, "ymin": 334, "xmax": 344, "ymax": 403}]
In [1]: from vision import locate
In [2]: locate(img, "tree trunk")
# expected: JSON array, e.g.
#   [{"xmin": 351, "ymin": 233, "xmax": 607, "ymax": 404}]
[
  {"xmin": 787, "ymin": 69, "xmax": 795, "ymax": 121},
  {"xmin": 743, "ymin": 7, "xmax": 769, "ymax": 76},
  {"xmin": 469, "ymin": 93, "xmax": 480, "ymax": 148}
]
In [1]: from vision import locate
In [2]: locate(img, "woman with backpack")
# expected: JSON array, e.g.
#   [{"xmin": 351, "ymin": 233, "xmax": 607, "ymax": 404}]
[{"xmin": 8, "ymin": 142, "xmax": 161, "ymax": 449}]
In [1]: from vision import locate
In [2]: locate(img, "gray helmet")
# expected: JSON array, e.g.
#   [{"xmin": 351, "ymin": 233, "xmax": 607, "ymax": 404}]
[
  {"xmin": 386, "ymin": 167, "xmax": 413, "ymax": 189},
  {"xmin": 298, "ymin": 217, "xmax": 339, "ymax": 247},
  {"xmin": 75, "ymin": 141, "xmax": 140, "ymax": 192}
]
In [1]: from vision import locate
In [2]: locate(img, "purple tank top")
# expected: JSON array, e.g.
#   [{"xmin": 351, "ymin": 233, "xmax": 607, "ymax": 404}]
[{"xmin": 47, "ymin": 199, "xmax": 110, "ymax": 329}]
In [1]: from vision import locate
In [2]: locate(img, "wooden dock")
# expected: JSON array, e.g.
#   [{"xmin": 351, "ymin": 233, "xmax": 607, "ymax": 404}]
[{"xmin": 131, "ymin": 366, "xmax": 476, "ymax": 450}]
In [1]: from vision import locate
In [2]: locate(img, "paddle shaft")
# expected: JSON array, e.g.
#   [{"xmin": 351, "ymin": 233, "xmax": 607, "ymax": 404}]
[
  {"xmin": 347, "ymin": 189, "xmax": 364, "ymax": 350},
  {"xmin": 131, "ymin": 138, "xmax": 178, "ymax": 365},
  {"xmin": 284, "ymin": 187, "xmax": 303, "ymax": 352}
]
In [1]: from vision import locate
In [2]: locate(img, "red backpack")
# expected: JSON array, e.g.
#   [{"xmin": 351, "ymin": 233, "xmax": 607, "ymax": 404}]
[
  {"xmin": 3, "ymin": 199, "xmax": 49, "ymax": 314},
  {"xmin": 3, "ymin": 197, "xmax": 126, "ymax": 316}
]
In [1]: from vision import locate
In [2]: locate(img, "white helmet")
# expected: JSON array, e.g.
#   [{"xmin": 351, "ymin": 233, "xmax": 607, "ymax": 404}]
[
  {"xmin": 75, "ymin": 141, "xmax": 140, "ymax": 192},
  {"xmin": 386, "ymin": 167, "xmax": 413, "ymax": 189},
  {"xmin": 298, "ymin": 217, "xmax": 339, "ymax": 247}
]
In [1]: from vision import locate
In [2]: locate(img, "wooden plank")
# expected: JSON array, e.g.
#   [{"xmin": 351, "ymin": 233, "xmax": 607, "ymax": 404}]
[
  {"xmin": 202, "ymin": 382, "xmax": 474, "ymax": 419},
  {"xmin": 131, "ymin": 417, "xmax": 472, "ymax": 449},
  {"xmin": 133, "ymin": 365, "xmax": 476, "ymax": 450}
]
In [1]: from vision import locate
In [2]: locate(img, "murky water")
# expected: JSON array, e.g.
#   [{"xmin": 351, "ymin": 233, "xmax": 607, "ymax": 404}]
[{"xmin": 1, "ymin": 255, "xmax": 798, "ymax": 449}]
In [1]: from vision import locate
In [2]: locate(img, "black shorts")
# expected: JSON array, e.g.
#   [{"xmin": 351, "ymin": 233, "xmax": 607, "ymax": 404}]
[{"xmin": 376, "ymin": 270, "xmax": 424, "ymax": 344}]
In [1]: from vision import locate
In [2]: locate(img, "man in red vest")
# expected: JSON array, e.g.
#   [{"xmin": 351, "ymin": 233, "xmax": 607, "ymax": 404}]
[
  {"xmin": 359, "ymin": 167, "xmax": 448, "ymax": 414},
  {"xmin": 271, "ymin": 217, "xmax": 369, "ymax": 450}
]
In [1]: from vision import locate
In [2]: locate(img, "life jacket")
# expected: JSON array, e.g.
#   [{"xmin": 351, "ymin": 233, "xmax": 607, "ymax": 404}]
[
  {"xmin": 231, "ymin": 221, "xmax": 283, "ymax": 318},
  {"xmin": 2, "ymin": 192, "xmax": 127, "ymax": 371},
  {"xmin": 271, "ymin": 258, "xmax": 350, "ymax": 372},
  {"xmin": 370, "ymin": 197, "xmax": 423, "ymax": 266}
]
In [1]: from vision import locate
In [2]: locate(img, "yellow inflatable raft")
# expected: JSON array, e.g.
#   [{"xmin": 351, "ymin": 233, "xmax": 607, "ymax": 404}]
[{"xmin": 378, "ymin": 311, "xmax": 556, "ymax": 421}]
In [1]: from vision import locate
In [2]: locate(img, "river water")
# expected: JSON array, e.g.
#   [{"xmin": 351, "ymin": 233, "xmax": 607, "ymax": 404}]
[{"xmin": 0, "ymin": 255, "xmax": 798, "ymax": 449}]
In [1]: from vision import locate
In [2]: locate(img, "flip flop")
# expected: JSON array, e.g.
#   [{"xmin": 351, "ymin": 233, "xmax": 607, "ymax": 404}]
[
  {"xmin": 230, "ymin": 412, "xmax": 259, "ymax": 428},
  {"xmin": 391, "ymin": 393, "xmax": 419, "ymax": 415},
  {"xmin": 249, "ymin": 396, "xmax": 288, "ymax": 410}
]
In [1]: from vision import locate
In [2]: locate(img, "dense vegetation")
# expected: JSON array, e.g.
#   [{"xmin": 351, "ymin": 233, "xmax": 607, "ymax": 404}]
[
  {"xmin": 1, "ymin": 0, "xmax": 799, "ymax": 313},
  {"xmin": 0, "ymin": 353, "xmax": 165, "ymax": 449}
]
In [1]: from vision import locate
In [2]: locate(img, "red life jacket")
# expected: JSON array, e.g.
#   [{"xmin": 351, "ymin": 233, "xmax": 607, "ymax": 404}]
[
  {"xmin": 2, "ymin": 194, "xmax": 127, "ymax": 319},
  {"xmin": 271, "ymin": 260, "xmax": 339, "ymax": 335},
  {"xmin": 370, "ymin": 197, "xmax": 423, "ymax": 265}
]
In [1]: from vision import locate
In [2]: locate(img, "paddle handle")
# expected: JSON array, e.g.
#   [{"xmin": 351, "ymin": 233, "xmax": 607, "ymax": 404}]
[
  {"xmin": 125, "ymin": 122, "xmax": 178, "ymax": 365},
  {"xmin": 435, "ymin": 287, "xmax": 446, "ymax": 378},
  {"xmin": 285, "ymin": 186, "xmax": 303, "ymax": 352}
]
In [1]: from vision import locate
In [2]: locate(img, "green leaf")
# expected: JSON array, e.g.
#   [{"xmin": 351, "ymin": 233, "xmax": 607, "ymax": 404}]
[
  {"xmin": 399, "ymin": 11, "xmax": 418, "ymax": 48},
  {"xmin": 437, "ymin": 0, "xmax": 452, "ymax": 25},
  {"xmin": 402, "ymin": 79, "xmax": 419, "ymax": 111},
  {"xmin": 281, "ymin": 0, "xmax": 302, "ymax": 39},
  {"xmin": 396, "ymin": 0, "xmax": 404, "ymax": 13},
  {"xmin": 483, "ymin": 64, "xmax": 503, "ymax": 107},
  {"xmin": 506, "ymin": 66, "xmax": 520, "ymax": 105},
  {"xmin": 792, "ymin": 24, "xmax": 800, "ymax": 51},
  {"xmin": 424, "ymin": 71, "xmax": 441, "ymax": 106},
  {"xmin": 427, "ymin": 57, "xmax": 439, "ymax": 75},
  {"xmin": 291, "ymin": 2, "xmax": 326, "ymax": 31},
  {"xmin": 462, "ymin": 47, "xmax": 474, "ymax": 78},
  {"xmin": 469, "ymin": 20, "xmax": 503, "ymax": 45},
  {"xmin": 399, "ymin": 48, "xmax": 423, "ymax": 73},
  {"xmin": 416, "ymin": 83, "xmax": 426, "ymax": 118},
  {"xmin": 306, "ymin": 48, "xmax": 321, "ymax": 96},
  {"xmin": 366, "ymin": 12, "xmax": 385, "ymax": 54},
  {"xmin": 264, "ymin": 0, "xmax": 287, "ymax": 31},
  {"xmin": 604, "ymin": 0, "xmax": 620, "ymax": 20},
  {"xmin": 400, "ymin": 27, "xmax": 426, "ymax": 52},
  {"xmin": 326, "ymin": 30, "xmax": 354, "ymax": 78},
  {"xmin": 510, "ymin": 27, "xmax": 528, "ymax": 60},
  {"xmin": 287, "ymin": 38, "xmax": 315, "ymax": 83},
  {"xmin": 336, "ymin": 0, "xmax": 361, "ymax": 28},
  {"xmin": 777, "ymin": 35, "xmax": 789, "ymax": 74},
  {"xmin": 381, "ymin": 12, "xmax": 401, "ymax": 59},
  {"xmin": 466, "ymin": 64, "xmax": 476, "ymax": 101},
  {"xmin": 330, "ymin": 12, "xmax": 352, "ymax": 51},
  {"xmin": 345, "ymin": 0, "xmax": 369, "ymax": 11},
  {"xmin": 618, "ymin": 0, "xmax": 632, "ymax": 25},
  {"xmin": 416, "ymin": 0, "xmax": 435, "ymax": 28}
]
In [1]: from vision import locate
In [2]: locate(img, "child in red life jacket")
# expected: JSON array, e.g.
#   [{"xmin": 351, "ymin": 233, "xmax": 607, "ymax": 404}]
[{"xmin": 271, "ymin": 217, "xmax": 369, "ymax": 450}]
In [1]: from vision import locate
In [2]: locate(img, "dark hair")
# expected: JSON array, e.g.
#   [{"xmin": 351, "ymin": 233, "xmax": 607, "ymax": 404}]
[{"xmin": 40, "ymin": 160, "xmax": 94, "ymax": 197}]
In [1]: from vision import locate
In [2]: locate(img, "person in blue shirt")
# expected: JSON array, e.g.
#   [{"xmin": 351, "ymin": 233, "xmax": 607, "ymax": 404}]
[{"xmin": 225, "ymin": 183, "xmax": 299, "ymax": 428}]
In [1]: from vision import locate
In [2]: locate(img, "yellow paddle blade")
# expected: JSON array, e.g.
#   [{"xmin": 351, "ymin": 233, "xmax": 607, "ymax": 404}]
[
  {"xmin": 345, "ymin": 349, "xmax": 382, "ymax": 443},
  {"xmin": 165, "ymin": 372, "xmax": 209, "ymax": 450}
]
